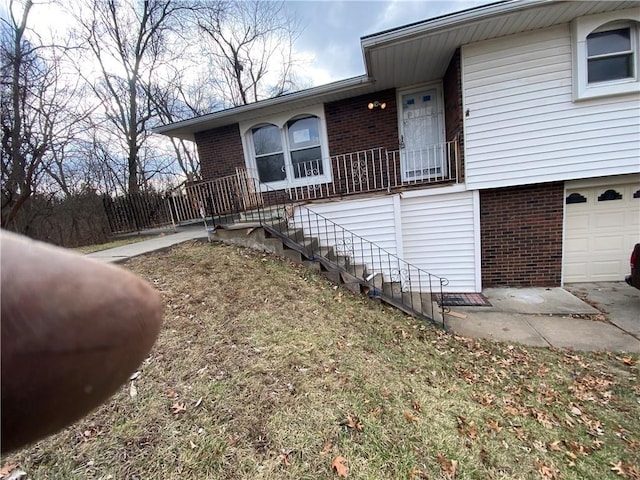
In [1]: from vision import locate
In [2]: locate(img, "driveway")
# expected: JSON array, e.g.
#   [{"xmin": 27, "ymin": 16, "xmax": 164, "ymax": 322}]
[{"xmin": 565, "ymin": 281, "xmax": 640, "ymax": 339}]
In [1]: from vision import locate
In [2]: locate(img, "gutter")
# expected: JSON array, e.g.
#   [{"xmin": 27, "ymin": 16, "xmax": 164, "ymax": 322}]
[{"xmin": 361, "ymin": 0, "xmax": 554, "ymax": 49}]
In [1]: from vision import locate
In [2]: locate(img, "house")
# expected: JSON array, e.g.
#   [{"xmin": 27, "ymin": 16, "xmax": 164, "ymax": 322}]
[{"xmin": 156, "ymin": 0, "xmax": 640, "ymax": 295}]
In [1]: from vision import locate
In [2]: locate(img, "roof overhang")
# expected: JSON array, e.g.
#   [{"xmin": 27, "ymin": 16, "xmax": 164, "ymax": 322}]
[
  {"xmin": 156, "ymin": 0, "xmax": 637, "ymax": 141},
  {"xmin": 154, "ymin": 75, "xmax": 378, "ymax": 141},
  {"xmin": 361, "ymin": 0, "xmax": 638, "ymax": 90}
]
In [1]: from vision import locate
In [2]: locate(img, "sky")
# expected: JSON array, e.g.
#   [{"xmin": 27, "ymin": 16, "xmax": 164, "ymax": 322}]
[
  {"xmin": 14, "ymin": 0, "xmax": 497, "ymax": 88},
  {"xmin": 285, "ymin": 0, "xmax": 495, "ymax": 85}
]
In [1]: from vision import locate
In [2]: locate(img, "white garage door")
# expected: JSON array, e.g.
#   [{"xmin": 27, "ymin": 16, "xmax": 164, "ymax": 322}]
[{"xmin": 564, "ymin": 176, "xmax": 640, "ymax": 283}]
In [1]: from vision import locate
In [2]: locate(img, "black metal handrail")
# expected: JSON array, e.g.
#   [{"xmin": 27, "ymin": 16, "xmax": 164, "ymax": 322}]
[{"xmin": 239, "ymin": 179, "xmax": 449, "ymax": 327}]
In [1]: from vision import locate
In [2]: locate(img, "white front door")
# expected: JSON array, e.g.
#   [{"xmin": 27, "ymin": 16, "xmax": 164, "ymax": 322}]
[{"xmin": 400, "ymin": 88, "xmax": 445, "ymax": 181}]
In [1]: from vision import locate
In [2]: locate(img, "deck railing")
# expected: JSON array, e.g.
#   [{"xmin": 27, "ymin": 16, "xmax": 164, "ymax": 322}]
[
  {"xmin": 185, "ymin": 168, "xmax": 262, "ymax": 218},
  {"xmin": 182, "ymin": 140, "xmax": 461, "ymax": 217},
  {"xmin": 287, "ymin": 139, "xmax": 460, "ymax": 201}
]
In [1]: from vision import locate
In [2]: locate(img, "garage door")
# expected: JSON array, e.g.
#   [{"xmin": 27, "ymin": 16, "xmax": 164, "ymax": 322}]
[{"xmin": 564, "ymin": 177, "xmax": 640, "ymax": 283}]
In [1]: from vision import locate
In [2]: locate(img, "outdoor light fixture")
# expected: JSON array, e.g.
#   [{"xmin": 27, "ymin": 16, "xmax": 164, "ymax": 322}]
[{"xmin": 368, "ymin": 101, "xmax": 386, "ymax": 110}]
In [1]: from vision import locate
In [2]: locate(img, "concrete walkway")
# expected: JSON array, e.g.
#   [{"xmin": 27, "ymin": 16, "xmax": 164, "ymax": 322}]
[
  {"xmin": 88, "ymin": 230, "xmax": 640, "ymax": 353},
  {"xmin": 86, "ymin": 225, "xmax": 209, "ymax": 263}
]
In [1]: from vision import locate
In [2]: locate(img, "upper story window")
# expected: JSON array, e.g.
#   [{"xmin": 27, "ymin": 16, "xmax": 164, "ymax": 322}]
[
  {"xmin": 587, "ymin": 27, "xmax": 634, "ymax": 83},
  {"xmin": 241, "ymin": 105, "xmax": 331, "ymax": 190},
  {"xmin": 572, "ymin": 9, "xmax": 640, "ymax": 101}
]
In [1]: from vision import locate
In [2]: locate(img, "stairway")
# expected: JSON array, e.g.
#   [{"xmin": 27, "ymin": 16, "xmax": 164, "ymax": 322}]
[{"xmin": 209, "ymin": 216, "xmax": 446, "ymax": 326}]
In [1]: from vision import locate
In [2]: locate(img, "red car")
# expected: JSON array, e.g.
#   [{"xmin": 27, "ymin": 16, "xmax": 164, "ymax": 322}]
[{"xmin": 625, "ymin": 243, "xmax": 640, "ymax": 289}]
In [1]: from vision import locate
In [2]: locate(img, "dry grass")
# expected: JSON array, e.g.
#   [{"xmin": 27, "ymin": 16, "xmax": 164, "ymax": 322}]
[{"xmin": 3, "ymin": 241, "xmax": 639, "ymax": 479}]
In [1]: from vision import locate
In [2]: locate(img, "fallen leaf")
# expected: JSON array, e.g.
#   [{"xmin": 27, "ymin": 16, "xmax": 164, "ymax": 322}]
[
  {"xmin": 570, "ymin": 405, "xmax": 582, "ymax": 416},
  {"xmin": 340, "ymin": 414, "xmax": 363, "ymax": 431},
  {"xmin": 407, "ymin": 466, "xmax": 428, "ymax": 479},
  {"xmin": 548, "ymin": 440, "xmax": 563, "ymax": 452},
  {"xmin": 621, "ymin": 356, "xmax": 636, "ymax": 366},
  {"xmin": 278, "ymin": 453, "xmax": 291, "ymax": 468},
  {"xmin": 171, "ymin": 402, "xmax": 186, "ymax": 415},
  {"xmin": 332, "ymin": 456, "xmax": 349, "ymax": 477},
  {"xmin": 436, "ymin": 453, "xmax": 458, "ymax": 478},
  {"xmin": 129, "ymin": 371, "xmax": 141, "ymax": 381},
  {"xmin": 486, "ymin": 419, "xmax": 503, "ymax": 433},
  {"xmin": 611, "ymin": 461, "xmax": 626, "ymax": 477},
  {"xmin": 536, "ymin": 461, "xmax": 559, "ymax": 479},
  {"xmin": 404, "ymin": 410, "xmax": 419, "ymax": 423},
  {"xmin": 166, "ymin": 389, "xmax": 178, "ymax": 399}
]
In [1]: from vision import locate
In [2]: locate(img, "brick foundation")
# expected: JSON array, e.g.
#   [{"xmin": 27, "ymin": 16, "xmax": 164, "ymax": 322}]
[{"xmin": 480, "ymin": 182, "xmax": 564, "ymax": 287}]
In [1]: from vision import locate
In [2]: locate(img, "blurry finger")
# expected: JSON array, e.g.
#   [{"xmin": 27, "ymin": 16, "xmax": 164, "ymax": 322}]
[{"xmin": 1, "ymin": 231, "xmax": 163, "ymax": 453}]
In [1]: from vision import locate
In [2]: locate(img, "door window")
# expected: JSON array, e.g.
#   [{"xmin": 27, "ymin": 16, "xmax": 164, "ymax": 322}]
[{"xmin": 400, "ymin": 89, "xmax": 445, "ymax": 181}]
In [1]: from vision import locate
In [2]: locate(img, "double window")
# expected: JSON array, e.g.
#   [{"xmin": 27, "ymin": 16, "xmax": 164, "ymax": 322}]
[
  {"xmin": 572, "ymin": 9, "xmax": 640, "ymax": 100},
  {"xmin": 245, "ymin": 110, "xmax": 330, "ymax": 189}
]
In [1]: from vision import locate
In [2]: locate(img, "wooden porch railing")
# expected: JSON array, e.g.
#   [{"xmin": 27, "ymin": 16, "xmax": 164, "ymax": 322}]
[{"xmin": 185, "ymin": 168, "xmax": 262, "ymax": 217}]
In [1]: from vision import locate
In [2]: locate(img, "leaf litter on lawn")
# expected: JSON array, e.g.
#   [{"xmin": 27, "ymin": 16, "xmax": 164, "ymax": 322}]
[{"xmin": 4, "ymin": 241, "xmax": 639, "ymax": 479}]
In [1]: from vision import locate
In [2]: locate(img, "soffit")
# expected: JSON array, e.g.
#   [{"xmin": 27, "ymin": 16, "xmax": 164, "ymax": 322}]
[{"xmin": 363, "ymin": 1, "xmax": 637, "ymax": 90}]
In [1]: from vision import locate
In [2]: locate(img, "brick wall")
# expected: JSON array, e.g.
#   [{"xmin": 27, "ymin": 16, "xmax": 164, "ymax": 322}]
[
  {"xmin": 443, "ymin": 48, "xmax": 465, "ymax": 180},
  {"xmin": 480, "ymin": 182, "xmax": 564, "ymax": 287},
  {"xmin": 324, "ymin": 89, "xmax": 398, "ymax": 156},
  {"xmin": 195, "ymin": 124, "xmax": 245, "ymax": 181}
]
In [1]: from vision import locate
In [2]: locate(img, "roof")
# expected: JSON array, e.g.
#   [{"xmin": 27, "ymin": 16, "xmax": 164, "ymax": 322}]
[{"xmin": 156, "ymin": 0, "xmax": 636, "ymax": 141}]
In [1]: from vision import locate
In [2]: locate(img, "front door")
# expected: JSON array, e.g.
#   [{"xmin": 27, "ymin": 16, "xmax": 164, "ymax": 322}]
[{"xmin": 400, "ymin": 88, "xmax": 445, "ymax": 182}]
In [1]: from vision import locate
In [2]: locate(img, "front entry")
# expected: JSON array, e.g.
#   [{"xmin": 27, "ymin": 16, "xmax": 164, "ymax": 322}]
[{"xmin": 399, "ymin": 87, "xmax": 446, "ymax": 182}]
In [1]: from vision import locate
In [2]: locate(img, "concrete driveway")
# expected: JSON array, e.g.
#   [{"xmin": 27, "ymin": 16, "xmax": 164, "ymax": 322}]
[
  {"xmin": 445, "ymin": 281, "xmax": 640, "ymax": 353},
  {"xmin": 565, "ymin": 281, "xmax": 640, "ymax": 338}
]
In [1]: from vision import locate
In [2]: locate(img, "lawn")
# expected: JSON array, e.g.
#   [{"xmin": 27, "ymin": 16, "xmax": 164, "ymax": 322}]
[{"xmin": 3, "ymin": 241, "xmax": 639, "ymax": 479}]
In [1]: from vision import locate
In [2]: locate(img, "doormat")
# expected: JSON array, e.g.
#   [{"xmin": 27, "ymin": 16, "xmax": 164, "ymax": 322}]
[{"xmin": 435, "ymin": 293, "xmax": 492, "ymax": 307}]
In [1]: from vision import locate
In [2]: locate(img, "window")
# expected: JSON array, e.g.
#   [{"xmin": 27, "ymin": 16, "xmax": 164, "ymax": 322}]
[
  {"xmin": 242, "ymin": 106, "xmax": 330, "ymax": 189},
  {"xmin": 287, "ymin": 116, "xmax": 323, "ymax": 179},
  {"xmin": 252, "ymin": 124, "xmax": 285, "ymax": 183},
  {"xmin": 572, "ymin": 9, "xmax": 640, "ymax": 101},
  {"xmin": 587, "ymin": 27, "xmax": 633, "ymax": 83}
]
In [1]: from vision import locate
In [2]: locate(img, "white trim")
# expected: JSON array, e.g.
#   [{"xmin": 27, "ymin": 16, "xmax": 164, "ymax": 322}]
[
  {"xmin": 472, "ymin": 189, "xmax": 482, "ymax": 292},
  {"xmin": 400, "ymin": 183, "xmax": 467, "ymax": 199},
  {"xmin": 239, "ymin": 105, "xmax": 332, "ymax": 191},
  {"xmin": 564, "ymin": 173, "xmax": 640, "ymax": 189},
  {"xmin": 460, "ymin": 45, "xmax": 469, "ymax": 190},
  {"xmin": 561, "ymin": 182, "xmax": 568, "ymax": 287},
  {"xmin": 396, "ymin": 82, "xmax": 446, "ymax": 182},
  {"xmin": 392, "ymin": 194, "xmax": 404, "ymax": 259},
  {"xmin": 571, "ymin": 8, "xmax": 640, "ymax": 101},
  {"xmin": 361, "ymin": 0, "xmax": 548, "ymax": 49}
]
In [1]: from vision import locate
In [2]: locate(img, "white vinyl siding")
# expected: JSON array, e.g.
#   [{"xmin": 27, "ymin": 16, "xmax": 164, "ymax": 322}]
[
  {"xmin": 290, "ymin": 190, "xmax": 480, "ymax": 293},
  {"xmin": 401, "ymin": 191, "xmax": 477, "ymax": 292},
  {"xmin": 463, "ymin": 24, "xmax": 640, "ymax": 190},
  {"xmin": 298, "ymin": 196, "xmax": 398, "ymax": 254}
]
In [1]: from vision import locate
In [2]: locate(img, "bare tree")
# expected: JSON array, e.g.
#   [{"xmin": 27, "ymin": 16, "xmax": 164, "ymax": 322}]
[
  {"xmin": 197, "ymin": 1, "xmax": 301, "ymax": 107},
  {"xmin": 74, "ymin": 0, "xmax": 187, "ymax": 194},
  {"xmin": 0, "ymin": 0, "xmax": 86, "ymax": 228}
]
